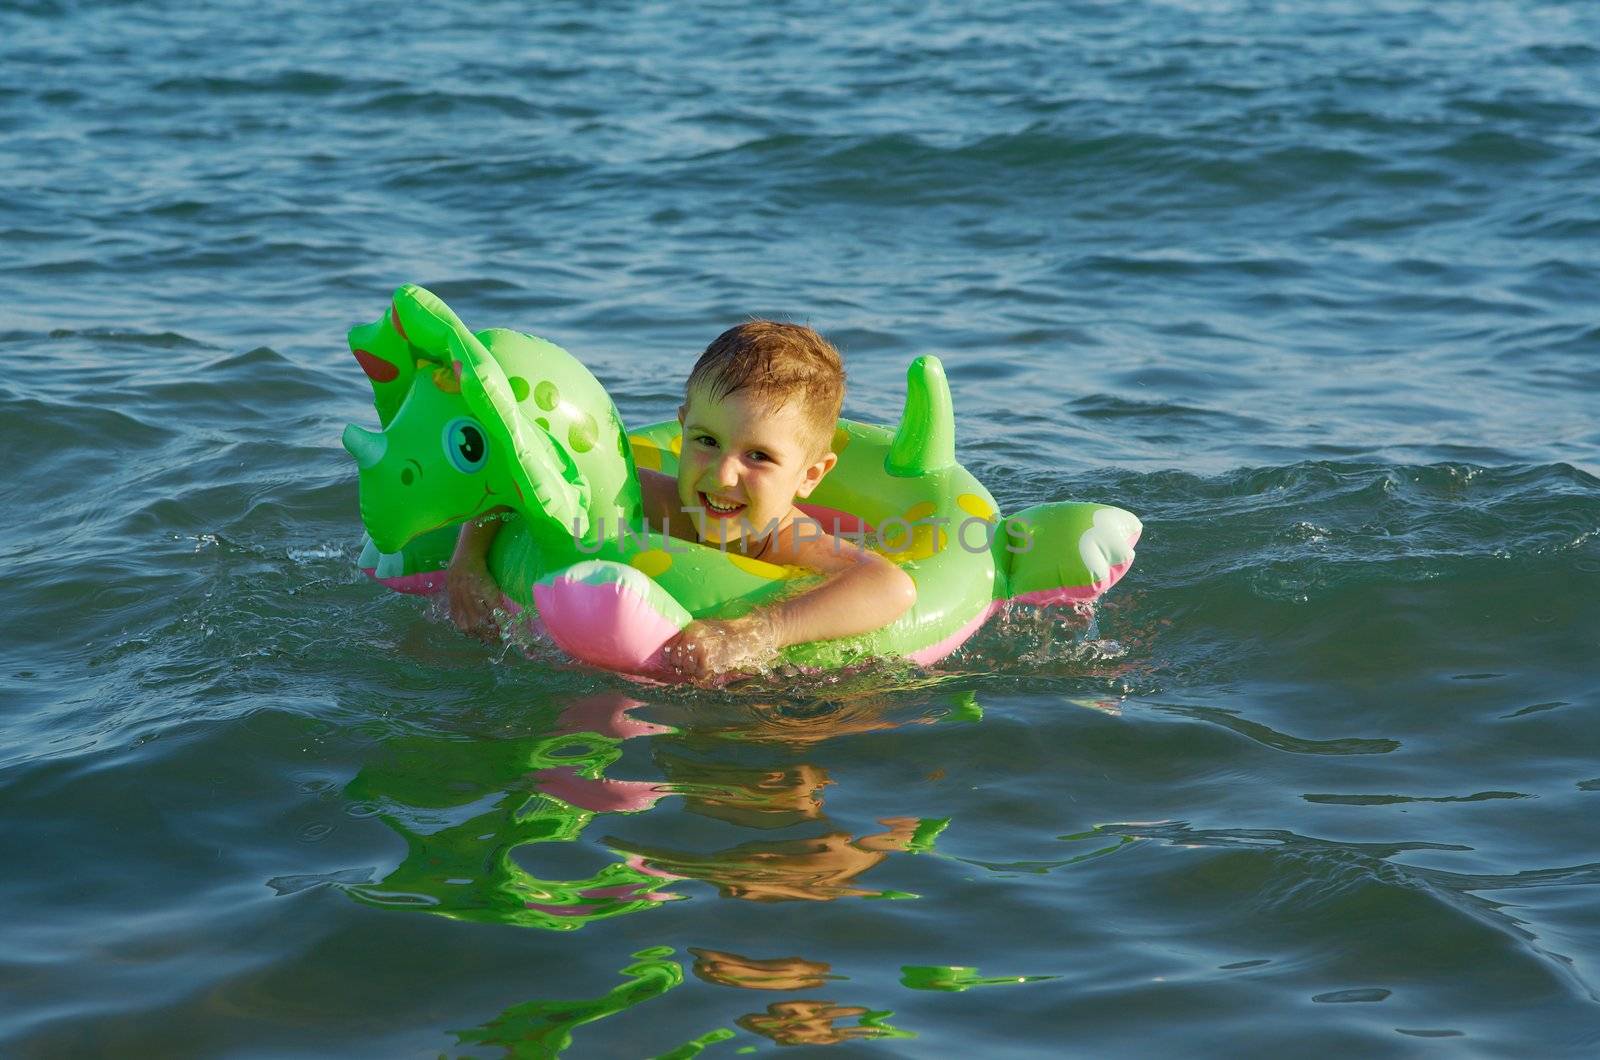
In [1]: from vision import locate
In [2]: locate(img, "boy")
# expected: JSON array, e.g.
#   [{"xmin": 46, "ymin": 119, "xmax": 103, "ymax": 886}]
[{"xmin": 447, "ymin": 321, "xmax": 916, "ymax": 681}]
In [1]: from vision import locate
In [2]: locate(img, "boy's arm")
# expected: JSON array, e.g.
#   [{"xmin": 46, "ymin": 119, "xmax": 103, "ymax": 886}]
[
  {"xmin": 759, "ymin": 532, "xmax": 916, "ymax": 647},
  {"xmin": 664, "ymin": 529, "xmax": 916, "ymax": 680},
  {"xmin": 447, "ymin": 506, "xmax": 510, "ymax": 637}
]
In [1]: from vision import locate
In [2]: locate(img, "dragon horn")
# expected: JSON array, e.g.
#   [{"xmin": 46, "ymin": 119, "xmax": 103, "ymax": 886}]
[
  {"xmin": 886, "ymin": 355, "xmax": 956, "ymax": 476},
  {"xmin": 342, "ymin": 424, "xmax": 387, "ymax": 470}
]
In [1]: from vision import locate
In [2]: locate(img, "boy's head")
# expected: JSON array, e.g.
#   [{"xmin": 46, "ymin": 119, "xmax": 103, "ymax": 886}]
[
  {"xmin": 686, "ymin": 321, "xmax": 844, "ymax": 457},
  {"xmin": 676, "ymin": 321, "xmax": 846, "ymax": 547}
]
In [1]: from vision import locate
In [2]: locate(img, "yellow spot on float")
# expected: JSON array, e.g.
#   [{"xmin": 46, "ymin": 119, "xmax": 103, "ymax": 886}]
[
  {"xmin": 831, "ymin": 426, "xmax": 851, "ymax": 454},
  {"xmin": 727, "ymin": 552, "xmax": 792, "ymax": 580},
  {"xmin": 900, "ymin": 525, "xmax": 947, "ymax": 563},
  {"xmin": 877, "ymin": 499, "xmax": 945, "ymax": 563},
  {"xmin": 629, "ymin": 437, "xmax": 662, "ymax": 471},
  {"xmin": 669, "ymin": 434, "xmax": 682, "ymax": 455},
  {"xmin": 957, "ymin": 492, "xmax": 997, "ymax": 522},
  {"xmin": 631, "ymin": 550, "xmax": 672, "ymax": 578}
]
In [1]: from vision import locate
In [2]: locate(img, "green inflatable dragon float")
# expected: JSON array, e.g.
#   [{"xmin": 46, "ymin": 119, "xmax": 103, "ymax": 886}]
[{"xmin": 342, "ymin": 284, "xmax": 1140, "ymax": 677}]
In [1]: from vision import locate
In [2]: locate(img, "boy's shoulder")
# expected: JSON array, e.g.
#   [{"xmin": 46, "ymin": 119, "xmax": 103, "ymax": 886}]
[{"xmin": 638, "ymin": 469, "xmax": 692, "ymax": 535}]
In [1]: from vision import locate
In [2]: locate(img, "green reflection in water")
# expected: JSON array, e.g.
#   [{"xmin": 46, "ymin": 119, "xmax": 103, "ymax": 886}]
[
  {"xmin": 653, "ymin": 1027, "xmax": 738, "ymax": 1060},
  {"xmin": 947, "ymin": 690, "xmax": 983, "ymax": 723},
  {"xmin": 451, "ymin": 946, "xmax": 684, "ymax": 1056},
  {"xmin": 339, "ymin": 696, "xmax": 680, "ymax": 931},
  {"xmin": 900, "ymin": 964, "xmax": 1059, "ymax": 991}
]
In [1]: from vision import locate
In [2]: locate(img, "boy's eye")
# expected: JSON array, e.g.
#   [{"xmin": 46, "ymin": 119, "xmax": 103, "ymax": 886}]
[
  {"xmin": 749, "ymin": 451, "xmax": 771, "ymax": 463},
  {"xmin": 694, "ymin": 434, "xmax": 717, "ymax": 448}
]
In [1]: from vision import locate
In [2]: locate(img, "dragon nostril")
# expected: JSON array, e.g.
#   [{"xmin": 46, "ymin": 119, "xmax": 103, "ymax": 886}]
[{"xmin": 400, "ymin": 468, "xmax": 414, "ymax": 486}]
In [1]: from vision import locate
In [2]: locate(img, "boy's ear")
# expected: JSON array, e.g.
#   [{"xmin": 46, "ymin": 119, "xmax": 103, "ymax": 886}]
[
  {"xmin": 676, "ymin": 403, "xmax": 686, "ymax": 426},
  {"xmin": 795, "ymin": 451, "xmax": 837, "ymax": 499}
]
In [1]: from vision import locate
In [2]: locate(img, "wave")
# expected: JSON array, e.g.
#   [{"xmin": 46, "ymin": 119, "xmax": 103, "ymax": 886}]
[{"xmin": 152, "ymin": 70, "xmax": 392, "ymax": 98}]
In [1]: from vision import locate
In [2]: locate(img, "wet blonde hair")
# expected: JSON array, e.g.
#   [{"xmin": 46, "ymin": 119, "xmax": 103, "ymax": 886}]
[{"xmin": 686, "ymin": 320, "xmax": 845, "ymax": 456}]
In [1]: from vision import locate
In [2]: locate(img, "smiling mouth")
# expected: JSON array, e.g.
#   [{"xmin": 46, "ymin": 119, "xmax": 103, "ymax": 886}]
[{"xmin": 699, "ymin": 493, "xmax": 746, "ymax": 519}]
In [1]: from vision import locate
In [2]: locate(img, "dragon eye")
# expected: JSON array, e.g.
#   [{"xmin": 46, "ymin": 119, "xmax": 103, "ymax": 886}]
[{"xmin": 442, "ymin": 417, "xmax": 489, "ymax": 473}]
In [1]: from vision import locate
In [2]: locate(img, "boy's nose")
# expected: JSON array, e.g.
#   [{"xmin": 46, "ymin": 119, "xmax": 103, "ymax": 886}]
[{"xmin": 714, "ymin": 456, "xmax": 740, "ymax": 488}]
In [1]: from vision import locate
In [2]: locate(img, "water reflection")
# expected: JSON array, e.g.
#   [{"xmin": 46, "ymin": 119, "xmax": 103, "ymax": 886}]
[
  {"xmin": 658, "ymin": 751, "xmax": 829, "ymax": 828},
  {"xmin": 451, "ymin": 946, "xmax": 684, "ymax": 1056},
  {"xmin": 900, "ymin": 964, "xmax": 1059, "ymax": 991},
  {"xmin": 323, "ymin": 686, "xmax": 979, "ymax": 1053},
  {"xmin": 608, "ymin": 816, "xmax": 945, "ymax": 902},
  {"xmin": 334, "ymin": 689, "xmax": 961, "ymax": 924},
  {"xmin": 336, "ymin": 693, "xmax": 681, "ymax": 929},
  {"xmin": 735, "ymin": 1000, "xmax": 915, "ymax": 1046},
  {"xmin": 689, "ymin": 948, "xmax": 841, "ymax": 991},
  {"xmin": 650, "ymin": 689, "xmax": 962, "ymax": 747}
]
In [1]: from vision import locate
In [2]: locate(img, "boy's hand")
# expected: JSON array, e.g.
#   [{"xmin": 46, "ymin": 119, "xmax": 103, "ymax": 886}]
[
  {"xmin": 662, "ymin": 614, "xmax": 780, "ymax": 683},
  {"xmin": 446, "ymin": 557, "xmax": 502, "ymax": 640}
]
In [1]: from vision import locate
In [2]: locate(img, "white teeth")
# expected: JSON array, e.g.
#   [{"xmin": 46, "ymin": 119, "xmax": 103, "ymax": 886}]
[{"xmin": 703, "ymin": 496, "xmax": 742, "ymax": 512}]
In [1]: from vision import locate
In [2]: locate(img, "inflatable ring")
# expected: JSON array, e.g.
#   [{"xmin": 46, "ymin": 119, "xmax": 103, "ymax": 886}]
[{"xmin": 343, "ymin": 285, "xmax": 1141, "ymax": 677}]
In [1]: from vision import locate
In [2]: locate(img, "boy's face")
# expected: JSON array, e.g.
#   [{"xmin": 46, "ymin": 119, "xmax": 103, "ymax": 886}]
[{"xmin": 676, "ymin": 386, "xmax": 836, "ymax": 549}]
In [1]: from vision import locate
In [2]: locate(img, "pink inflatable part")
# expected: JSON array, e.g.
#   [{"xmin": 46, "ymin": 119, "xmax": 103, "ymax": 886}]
[{"xmin": 531, "ymin": 561, "xmax": 691, "ymax": 676}]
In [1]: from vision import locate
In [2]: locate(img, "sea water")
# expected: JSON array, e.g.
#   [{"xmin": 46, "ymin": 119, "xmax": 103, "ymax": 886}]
[{"xmin": 3, "ymin": 1, "xmax": 1598, "ymax": 1055}]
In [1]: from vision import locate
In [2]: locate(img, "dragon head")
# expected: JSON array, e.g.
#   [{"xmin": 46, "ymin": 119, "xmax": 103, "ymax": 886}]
[
  {"xmin": 342, "ymin": 285, "xmax": 611, "ymax": 557},
  {"xmin": 343, "ymin": 358, "xmax": 524, "ymax": 554}
]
